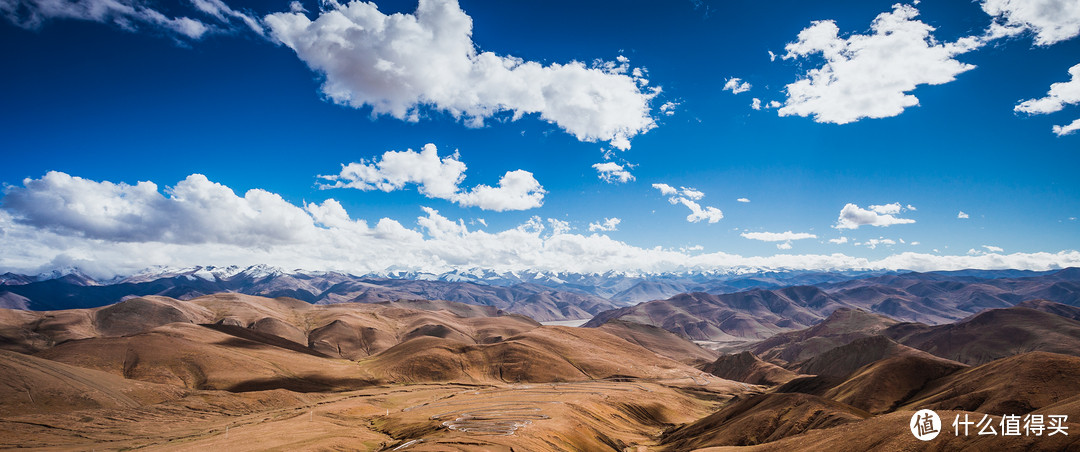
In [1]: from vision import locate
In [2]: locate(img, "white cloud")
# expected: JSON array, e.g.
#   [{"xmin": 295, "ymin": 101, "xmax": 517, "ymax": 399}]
[
  {"xmin": 1016, "ymin": 64, "xmax": 1080, "ymax": 114},
  {"xmin": 677, "ymin": 198, "xmax": 724, "ymax": 223},
  {"xmin": 1015, "ymin": 63, "xmax": 1080, "ymax": 136},
  {"xmin": 740, "ymin": 231, "xmax": 817, "ymax": 242},
  {"xmin": 906, "ymin": 204, "xmax": 918, "ymax": 211},
  {"xmin": 723, "ymin": 77, "xmax": 751, "ymax": 94},
  {"xmin": 779, "ymin": 4, "xmax": 979, "ymax": 124},
  {"xmin": 588, "ymin": 217, "xmax": 621, "ymax": 232},
  {"xmin": 653, "ymin": 184, "xmax": 723, "ymax": 223},
  {"xmin": 3, "ymin": 174, "xmax": 1080, "ymax": 278},
  {"xmin": 659, "ymin": 101, "xmax": 679, "ymax": 116},
  {"xmin": 0, "ymin": 0, "xmax": 212, "ymax": 39},
  {"xmin": 737, "ymin": 198, "xmax": 750, "ymax": 203},
  {"xmin": 743, "ymin": 231, "xmax": 816, "ymax": 250},
  {"xmin": 2, "ymin": 171, "xmax": 317, "ymax": 246},
  {"xmin": 0, "ymin": 0, "xmax": 265, "ymax": 39},
  {"xmin": 869, "ymin": 202, "xmax": 902, "ymax": 215},
  {"xmin": 958, "ymin": 211, "xmax": 970, "ymax": 219},
  {"xmin": 835, "ymin": 203, "xmax": 916, "ymax": 229},
  {"xmin": 679, "ymin": 187, "xmax": 705, "ymax": 200},
  {"xmin": 857, "ymin": 238, "xmax": 897, "ymax": 249},
  {"xmin": 984, "ymin": 245, "xmax": 1005, "ymax": 252},
  {"xmin": 319, "ymin": 143, "xmax": 545, "ymax": 211},
  {"xmin": 592, "ymin": 162, "xmax": 635, "ymax": 184},
  {"xmin": 829, "ymin": 237, "xmax": 849, "ymax": 244},
  {"xmin": 547, "ymin": 218, "xmax": 571, "ymax": 235},
  {"xmin": 651, "ymin": 183, "xmax": 678, "ymax": 196},
  {"xmin": 768, "ymin": 50, "xmax": 777, "ymax": 62},
  {"xmin": 264, "ymin": 0, "xmax": 657, "ymax": 150},
  {"xmin": 982, "ymin": 0, "xmax": 1080, "ymax": 46},
  {"xmin": 190, "ymin": 0, "xmax": 263, "ymax": 35},
  {"xmin": 1054, "ymin": 118, "xmax": 1080, "ymax": 136}
]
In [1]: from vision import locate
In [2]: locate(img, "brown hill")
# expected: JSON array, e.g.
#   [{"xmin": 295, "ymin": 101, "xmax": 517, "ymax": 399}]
[
  {"xmin": 900, "ymin": 351, "xmax": 1080, "ymax": 415},
  {"xmin": 34, "ymin": 322, "xmax": 374, "ymax": 392},
  {"xmin": 362, "ymin": 325, "xmax": 704, "ymax": 384},
  {"xmin": 1015, "ymin": 299, "xmax": 1080, "ymax": 321},
  {"xmin": 750, "ymin": 308, "xmax": 899, "ymax": 366},
  {"xmin": 692, "ymin": 410, "xmax": 1080, "ymax": 452},
  {"xmin": 585, "ymin": 287, "xmax": 850, "ymax": 341},
  {"xmin": 597, "ymin": 319, "xmax": 718, "ymax": 365},
  {"xmin": 701, "ymin": 351, "xmax": 800, "ymax": 386},
  {"xmin": 795, "ymin": 335, "xmax": 944, "ymax": 378},
  {"xmin": 884, "ymin": 306, "xmax": 1080, "ymax": 365},
  {"xmin": 660, "ymin": 392, "xmax": 870, "ymax": 450},
  {"xmin": 822, "ymin": 353, "xmax": 967, "ymax": 414},
  {"xmin": 0, "ymin": 294, "xmax": 541, "ymax": 359},
  {"xmin": 0, "ymin": 348, "xmax": 188, "ymax": 415}
]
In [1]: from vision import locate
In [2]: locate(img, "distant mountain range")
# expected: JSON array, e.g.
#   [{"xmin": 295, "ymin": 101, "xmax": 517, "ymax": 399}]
[
  {"xmin": 584, "ymin": 267, "xmax": 1080, "ymax": 340},
  {"xmin": 0, "ymin": 264, "xmax": 903, "ymax": 321},
  {"xmin": 2, "ymin": 265, "xmax": 1077, "ymax": 324}
]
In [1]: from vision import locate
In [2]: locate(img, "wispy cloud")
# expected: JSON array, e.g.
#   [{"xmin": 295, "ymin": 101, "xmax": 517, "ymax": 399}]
[
  {"xmin": 742, "ymin": 230, "xmax": 817, "ymax": 250},
  {"xmin": 653, "ymin": 184, "xmax": 723, "ymax": 223},
  {"xmin": 0, "ymin": 0, "xmax": 262, "ymax": 39}
]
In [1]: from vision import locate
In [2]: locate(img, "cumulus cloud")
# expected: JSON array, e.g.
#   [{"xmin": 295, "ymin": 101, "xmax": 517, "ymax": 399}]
[
  {"xmin": 829, "ymin": 237, "xmax": 849, "ymax": 244},
  {"xmin": 982, "ymin": 0, "xmax": 1080, "ymax": 45},
  {"xmin": 776, "ymin": 242, "xmax": 793, "ymax": 250},
  {"xmin": 588, "ymin": 217, "xmax": 621, "ymax": 232},
  {"xmin": 653, "ymin": 184, "xmax": 723, "ymax": 223},
  {"xmin": 780, "ymin": 4, "xmax": 979, "ymax": 124},
  {"xmin": 1015, "ymin": 63, "xmax": 1080, "ymax": 136},
  {"xmin": 723, "ymin": 77, "xmax": 751, "ymax": 94},
  {"xmin": 984, "ymin": 245, "xmax": 1005, "ymax": 252},
  {"xmin": 2, "ymin": 171, "xmax": 317, "ymax": 246},
  {"xmin": 835, "ymin": 203, "xmax": 916, "ymax": 229},
  {"xmin": 264, "ymin": 0, "xmax": 657, "ymax": 150},
  {"xmin": 2, "ymin": 173, "xmax": 1080, "ymax": 278},
  {"xmin": 958, "ymin": 211, "xmax": 970, "ymax": 219},
  {"xmin": 319, "ymin": 143, "xmax": 544, "ymax": 211},
  {"xmin": 737, "ymin": 198, "xmax": 750, "ymax": 203},
  {"xmin": 593, "ymin": 162, "xmax": 635, "ymax": 184}
]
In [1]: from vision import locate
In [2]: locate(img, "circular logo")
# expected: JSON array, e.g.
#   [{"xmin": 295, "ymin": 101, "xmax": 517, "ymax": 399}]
[{"xmin": 910, "ymin": 409, "xmax": 942, "ymax": 441}]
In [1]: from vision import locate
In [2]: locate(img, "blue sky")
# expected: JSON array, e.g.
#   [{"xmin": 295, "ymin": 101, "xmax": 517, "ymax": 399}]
[{"xmin": 1, "ymin": 0, "xmax": 1079, "ymax": 277}]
